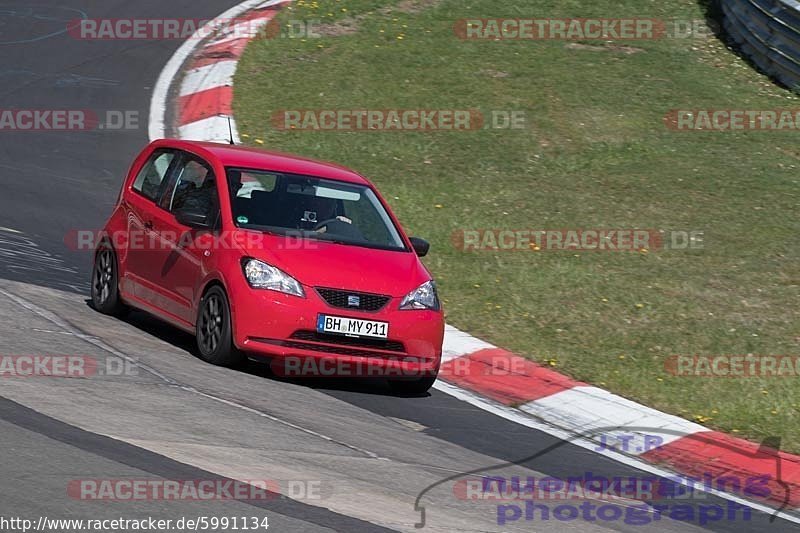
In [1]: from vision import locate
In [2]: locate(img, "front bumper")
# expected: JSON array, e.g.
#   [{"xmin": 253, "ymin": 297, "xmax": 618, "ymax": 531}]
[{"xmin": 229, "ymin": 281, "xmax": 444, "ymax": 378}]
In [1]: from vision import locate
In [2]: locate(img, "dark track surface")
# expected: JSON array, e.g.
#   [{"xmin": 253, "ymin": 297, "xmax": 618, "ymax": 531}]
[
  {"xmin": 0, "ymin": 397, "xmax": 394, "ymax": 533},
  {"xmin": 0, "ymin": 1, "xmax": 797, "ymax": 531}
]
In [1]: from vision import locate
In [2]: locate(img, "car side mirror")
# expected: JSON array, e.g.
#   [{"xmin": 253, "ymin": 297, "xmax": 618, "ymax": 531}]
[
  {"xmin": 174, "ymin": 207, "xmax": 211, "ymax": 229},
  {"xmin": 409, "ymin": 237, "xmax": 430, "ymax": 257}
]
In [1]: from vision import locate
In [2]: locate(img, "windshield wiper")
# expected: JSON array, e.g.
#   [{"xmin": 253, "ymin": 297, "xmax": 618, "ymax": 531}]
[{"xmin": 312, "ymin": 235, "xmax": 404, "ymax": 251}]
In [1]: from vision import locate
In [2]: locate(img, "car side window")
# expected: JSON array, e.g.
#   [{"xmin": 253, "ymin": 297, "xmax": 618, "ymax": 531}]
[
  {"xmin": 132, "ymin": 150, "xmax": 176, "ymax": 202},
  {"xmin": 162, "ymin": 155, "xmax": 219, "ymax": 223},
  {"xmin": 233, "ymin": 171, "xmax": 278, "ymax": 198}
]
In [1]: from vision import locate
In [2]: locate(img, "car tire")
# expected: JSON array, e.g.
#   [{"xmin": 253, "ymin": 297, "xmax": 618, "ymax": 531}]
[
  {"xmin": 90, "ymin": 244, "xmax": 129, "ymax": 317},
  {"xmin": 196, "ymin": 286, "xmax": 244, "ymax": 367},
  {"xmin": 388, "ymin": 375, "xmax": 437, "ymax": 395}
]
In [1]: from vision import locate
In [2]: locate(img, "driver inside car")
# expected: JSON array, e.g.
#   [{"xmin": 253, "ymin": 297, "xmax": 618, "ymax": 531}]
[
  {"xmin": 300, "ymin": 195, "xmax": 366, "ymax": 241},
  {"xmin": 301, "ymin": 195, "xmax": 352, "ymax": 231}
]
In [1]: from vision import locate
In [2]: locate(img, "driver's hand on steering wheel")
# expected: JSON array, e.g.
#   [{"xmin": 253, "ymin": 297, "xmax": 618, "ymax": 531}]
[{"xmin": 315, "ymin": 216, "xmax": 353, "ymax": 233}]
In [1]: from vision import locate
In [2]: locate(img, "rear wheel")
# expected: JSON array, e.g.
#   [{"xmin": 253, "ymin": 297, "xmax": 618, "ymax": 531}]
[
  {"xmin": 196, "ymin": 286, "xmax": 244, "ymax": 367},
  {"xmin": 388, "ymin": 375, "xmax": 437, "ymax": 395},
  {"xmin": 90, "ymin": 245, "xmax": 128, "ymax": 317}
]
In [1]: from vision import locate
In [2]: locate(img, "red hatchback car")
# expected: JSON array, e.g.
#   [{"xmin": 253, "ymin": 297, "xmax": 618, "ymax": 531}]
[{"xmin": 92, "ymin": 140, "xmax": 444, "ymax": 393}]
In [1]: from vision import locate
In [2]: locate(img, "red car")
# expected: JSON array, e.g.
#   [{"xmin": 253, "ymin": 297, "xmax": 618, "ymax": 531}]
[{"xmin": 91, "ymin": 139, "xmax": 444, "ymax": 393}]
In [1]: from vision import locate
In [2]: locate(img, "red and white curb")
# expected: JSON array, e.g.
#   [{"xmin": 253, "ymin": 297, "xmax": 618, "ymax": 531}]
[
  {"xmin": 440, "ymin": 329, "xmax": 800, "ymax": 511},
  {"xmin": 149, "ymin": 0, "xmax": 800, "ymax": 521},
  {"xmin": 149, "ymin": 0, "xmax": 288, "ymax": 143}
]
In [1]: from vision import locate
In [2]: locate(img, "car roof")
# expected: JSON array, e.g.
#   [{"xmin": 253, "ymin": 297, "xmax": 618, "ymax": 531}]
[{"xmin": 151, "ymin": 139, "xmax": 371, "ymax": 186}]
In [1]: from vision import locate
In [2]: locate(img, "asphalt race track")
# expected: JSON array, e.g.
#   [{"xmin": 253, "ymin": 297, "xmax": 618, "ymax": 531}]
[{"xmin": 0, "ymin": 1, "xmax": 798, "ymax": 532}]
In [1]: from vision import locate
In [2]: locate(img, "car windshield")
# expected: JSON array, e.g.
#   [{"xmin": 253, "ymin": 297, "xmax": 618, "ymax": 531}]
[{"xmin": 226, "ymin": 168, "xmax": 407, "ymax": 251}]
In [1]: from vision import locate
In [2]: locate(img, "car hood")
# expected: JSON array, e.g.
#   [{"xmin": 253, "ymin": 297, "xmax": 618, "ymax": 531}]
[{"xmin": 234, "ymin": 230, "xmax": 431, "ymax": 297}]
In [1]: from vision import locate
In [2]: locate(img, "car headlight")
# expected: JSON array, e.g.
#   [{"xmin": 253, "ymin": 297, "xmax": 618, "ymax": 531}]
[
  {"xmin": 399, "ymin": 280, "xmax": 440, "ymax": 310},
  {"xmin": 243, "ymin": 258, "xmax": 305, "ymax": 298}
]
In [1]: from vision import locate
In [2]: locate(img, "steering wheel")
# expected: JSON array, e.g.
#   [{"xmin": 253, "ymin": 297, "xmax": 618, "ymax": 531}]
[{"xmin": 313, "ymin": 218, "xmax": 343, "ymax": 231}]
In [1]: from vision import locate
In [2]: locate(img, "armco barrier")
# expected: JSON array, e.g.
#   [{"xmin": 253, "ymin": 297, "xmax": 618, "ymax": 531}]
[{"xmin": 722, "ymin": 0, "xmax": 800, "ymax": 91}]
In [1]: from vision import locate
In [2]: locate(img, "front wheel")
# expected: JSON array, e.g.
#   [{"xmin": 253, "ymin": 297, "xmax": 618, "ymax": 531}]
[
  {"xmin": 90, "ymin": 245, "xmax": 128, "ymax": 317},
  {"xmin": 388, "ymin": 375, "xmax": 437, "ymax": 395},
  {"xmin": 196, "ymin": 286, "xmax": 244, "ymax": 367}
]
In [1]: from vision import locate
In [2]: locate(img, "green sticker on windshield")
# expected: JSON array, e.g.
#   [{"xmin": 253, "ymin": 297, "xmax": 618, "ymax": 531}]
[{"xmin": 237, "ymin": 216, "xmax": 249, "ymax": 224}]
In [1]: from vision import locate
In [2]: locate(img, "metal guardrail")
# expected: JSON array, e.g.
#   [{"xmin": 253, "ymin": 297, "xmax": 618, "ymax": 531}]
[{"xmin": 722, "ymin": 0, "xmax": 800, "ymax": 91}]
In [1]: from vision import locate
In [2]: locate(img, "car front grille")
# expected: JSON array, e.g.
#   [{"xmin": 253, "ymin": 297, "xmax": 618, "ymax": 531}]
[
  {"xmin": 290, "ymin": 330, "xmax": 405, "ymax": 353},
  {"xmin": 315, "ymin": 287, "xmax": 391, "ymax": 312}
]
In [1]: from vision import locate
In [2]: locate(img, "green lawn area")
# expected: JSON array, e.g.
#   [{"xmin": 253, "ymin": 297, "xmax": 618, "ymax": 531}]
[{"xmin": 234, "ymin": 0, "xmax": 800, "ymax": 450}]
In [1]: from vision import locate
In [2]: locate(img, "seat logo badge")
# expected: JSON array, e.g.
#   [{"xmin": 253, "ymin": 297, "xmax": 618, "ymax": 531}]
[{"xmin": 347, "ymin": 295, "xmax": 360, "ymax": 307}]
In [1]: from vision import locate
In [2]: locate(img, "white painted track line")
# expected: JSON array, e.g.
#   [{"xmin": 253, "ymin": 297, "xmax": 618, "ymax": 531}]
[{"xmin": 520, "ymin": 386, "xmax": 707, "ymax": 452}]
